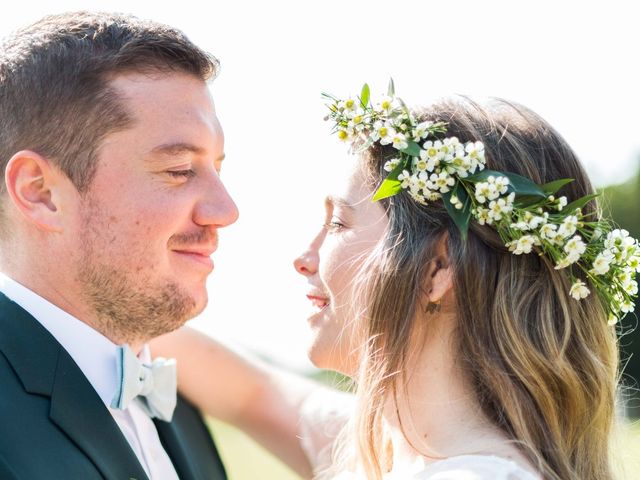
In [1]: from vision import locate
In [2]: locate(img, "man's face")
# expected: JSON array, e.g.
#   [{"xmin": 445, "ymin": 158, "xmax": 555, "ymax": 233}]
[{"xmin": 71, "ymin": 72, "xmax": 238, "ymax": 344}]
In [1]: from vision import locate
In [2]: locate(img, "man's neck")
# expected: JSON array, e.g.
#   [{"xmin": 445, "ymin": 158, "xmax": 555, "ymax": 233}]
[{"xmin": 0, "ymin": 269, "xmax": 143, "ymax": 352}]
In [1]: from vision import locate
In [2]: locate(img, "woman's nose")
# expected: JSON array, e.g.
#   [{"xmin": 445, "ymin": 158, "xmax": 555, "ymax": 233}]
[{"xmin": 293, "ymin": 249, "xmax": 317, "ymax": 276}]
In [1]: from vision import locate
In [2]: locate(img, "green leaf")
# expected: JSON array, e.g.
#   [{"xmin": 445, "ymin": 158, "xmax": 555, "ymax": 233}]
[
  {"xmin": 564, "ymin": 193, "xmax": 600, "ymax": 213},
  {"xmin": 442, "ymin": 187, "xmax": 471, "ymax": 241},
  {"xmin": 360, "ymin": 83, "xmax": 370, "ymax": 108},
  {"xmin": 321, "ymin": 92, "xmax": 338, "ymax": 102},
  {"xmin": 541, "ymin": 178, "xmax": 574, "ymax": 195},
  {"xmin": 467, "ymin": 169, "xmax": 546, "ymax": 198},
  {"xmin": 387, "ymin": 78, "xmax": 395, "ymax": 97},
  {"xmin": 372, "ymin": 178, "xmax": 402, "ymax": 201},
  {"xmin": 513, "ymin": 195, "xmax": 546, "ymax": 208},
  {"xmin": 371, "ymin": 158, "xmax": 407, "ymax": 202},
  {"xmin": 399, "ymin": 141, "xmax": 421, "ymax": 157}
]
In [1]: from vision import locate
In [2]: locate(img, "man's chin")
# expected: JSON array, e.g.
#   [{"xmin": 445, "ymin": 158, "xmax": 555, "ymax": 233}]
[{"xmin": 187, "ymin": 288, "xmax": 209, "ymax": 317}]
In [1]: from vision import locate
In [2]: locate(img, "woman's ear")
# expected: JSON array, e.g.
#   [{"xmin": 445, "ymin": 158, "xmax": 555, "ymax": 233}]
[
  {"xmin": 424, "ymin": 233, "xmax": 454, "ymax": 303},
  {"xmin": 4, "ymin": 150, "xmax": 65, "ymax": 232}
]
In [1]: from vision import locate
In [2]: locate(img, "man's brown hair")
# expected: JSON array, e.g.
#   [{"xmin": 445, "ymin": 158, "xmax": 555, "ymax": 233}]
[{"xmin": 0, "ymin": 11, "xmax": 218, "ymax": 198}]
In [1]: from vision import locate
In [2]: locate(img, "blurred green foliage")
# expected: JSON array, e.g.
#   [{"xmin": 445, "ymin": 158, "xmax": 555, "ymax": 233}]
[{"xmin": 601, "ymin": 164, "xmax": 640, "ymax": 417}]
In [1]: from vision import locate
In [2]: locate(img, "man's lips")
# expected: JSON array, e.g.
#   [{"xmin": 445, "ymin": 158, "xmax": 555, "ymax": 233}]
[{"xmin": 172, "ymin": 247, "xmax": 216, "ymax": 268}]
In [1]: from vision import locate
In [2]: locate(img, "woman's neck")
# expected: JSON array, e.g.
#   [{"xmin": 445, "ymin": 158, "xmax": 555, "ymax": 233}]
[{"xmin": 382, "ymin": 314, "xmax": 510, "ymax": 470}]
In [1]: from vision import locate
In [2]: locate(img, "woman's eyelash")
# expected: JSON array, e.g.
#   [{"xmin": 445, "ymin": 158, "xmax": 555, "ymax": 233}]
[
  {"xmin": 324, "ymin": 221, "xmax": 345, "ymax": 232},
  {"xmin": 166, "ymin": 169, "xmax": 196, "ymax": 178}
]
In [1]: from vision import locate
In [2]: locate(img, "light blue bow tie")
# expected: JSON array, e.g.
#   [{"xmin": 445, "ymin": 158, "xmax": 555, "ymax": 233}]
[{"xmin": 111, "ymin": 344, "xmax": 177, "ymax": 422}]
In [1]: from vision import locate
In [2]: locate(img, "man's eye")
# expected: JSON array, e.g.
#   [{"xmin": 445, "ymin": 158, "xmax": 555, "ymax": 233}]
[{"xmin": 166, "ymin": 169, "xmax": 196, "ymax": 178}]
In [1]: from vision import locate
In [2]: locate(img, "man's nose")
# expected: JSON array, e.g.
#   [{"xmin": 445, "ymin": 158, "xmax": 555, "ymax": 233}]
[{"xmin": 193, "ymin": 172, "xmax": 239, "ymax": 228}]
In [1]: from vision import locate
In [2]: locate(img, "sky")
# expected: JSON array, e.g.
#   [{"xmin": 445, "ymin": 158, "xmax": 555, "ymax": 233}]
[{"xmin": 2, "ymin": 0, "xmax": 639, "ymax": 370}]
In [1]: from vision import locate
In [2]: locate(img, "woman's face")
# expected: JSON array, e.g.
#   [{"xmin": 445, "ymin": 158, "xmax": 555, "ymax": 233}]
[{"xmin": 294, "ymin": 155, "xmax": 388, "ymax": 375}]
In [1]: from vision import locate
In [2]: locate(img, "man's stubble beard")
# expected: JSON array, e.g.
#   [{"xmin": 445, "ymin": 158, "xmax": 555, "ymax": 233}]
[{"xmin": 76, "ymin": 200, "xmax": 199, "ymax": 345}]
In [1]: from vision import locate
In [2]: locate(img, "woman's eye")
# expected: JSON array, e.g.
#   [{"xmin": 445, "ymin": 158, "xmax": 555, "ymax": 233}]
[
  {"xmin": 166, "ymin": 169, "xmax": 196, "ymax": 179},
  {"xmin": 324, "ymin": 220, "xmax": 346, "ymax": 232}
]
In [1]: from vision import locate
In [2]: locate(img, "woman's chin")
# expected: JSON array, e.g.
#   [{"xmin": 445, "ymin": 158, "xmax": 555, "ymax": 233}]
[{"xmin": 306, "ymin": 342, "xmax": 355, "ymax": 377}]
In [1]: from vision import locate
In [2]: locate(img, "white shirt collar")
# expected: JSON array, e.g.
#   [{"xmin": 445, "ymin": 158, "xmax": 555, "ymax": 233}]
[{"xmin": 0, "ymin": 272, "xmax": 123, "ymax": 407}]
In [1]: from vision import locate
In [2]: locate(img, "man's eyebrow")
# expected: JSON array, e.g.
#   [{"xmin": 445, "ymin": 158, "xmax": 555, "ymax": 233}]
[
  {"xmin": 325, "ymin": 195, "xmax": 355, "ymax": 211},
  {"xmin": 147, "ymin": 142, "xmax": 226, "ymax": 163},
  {"xmin": 149, "ymin": 142, "xmax": 205, "ymax": 157}
]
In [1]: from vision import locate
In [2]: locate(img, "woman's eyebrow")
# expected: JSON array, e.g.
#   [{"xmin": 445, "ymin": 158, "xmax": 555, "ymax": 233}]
[{"xmin": 325, "ymin": 195, "xmax": 355, "ymax": 211}]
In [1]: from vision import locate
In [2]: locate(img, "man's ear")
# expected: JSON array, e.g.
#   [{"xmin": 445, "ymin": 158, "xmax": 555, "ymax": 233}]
[
  {"xmin": 4, "ymin": 150, "xmax": 65, "ymax": 232},
  {"xmin": 424, "ymin": 233, "xmax": 454, "ymax": 303}
]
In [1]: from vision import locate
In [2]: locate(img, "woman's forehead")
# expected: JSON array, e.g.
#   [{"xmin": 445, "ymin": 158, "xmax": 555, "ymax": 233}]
[{"xmin": 323, "ymin": 149, "xmax": 365, "ymax": 201}]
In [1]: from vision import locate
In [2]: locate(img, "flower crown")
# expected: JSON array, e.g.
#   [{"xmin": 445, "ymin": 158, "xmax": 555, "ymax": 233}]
[{"xmin": 322, "ymin": 81, "xmax": 639, "ymax": 325}]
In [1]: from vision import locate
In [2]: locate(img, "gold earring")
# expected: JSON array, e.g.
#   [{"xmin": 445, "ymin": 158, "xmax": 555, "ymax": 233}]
[{"xmin": 426, "ymin": 299, "xmax": 441, "ymax": 314}]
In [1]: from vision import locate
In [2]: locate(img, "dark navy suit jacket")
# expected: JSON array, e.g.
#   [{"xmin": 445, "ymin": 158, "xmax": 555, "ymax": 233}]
[{"xmin": 0, "ymin": 293, "xmax": 227, "ymax": 479}]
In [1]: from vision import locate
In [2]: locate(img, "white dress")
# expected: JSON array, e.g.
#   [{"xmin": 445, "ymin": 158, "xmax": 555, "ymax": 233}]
[{"xmin": 298, "ymin": 388, "xmax": 541, "ymax": 480}]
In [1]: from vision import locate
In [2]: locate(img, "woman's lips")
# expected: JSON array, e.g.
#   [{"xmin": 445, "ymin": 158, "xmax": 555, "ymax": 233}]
[{"xmin": 306, "ymin": 295, "xmax": 329, "ymax": 309}]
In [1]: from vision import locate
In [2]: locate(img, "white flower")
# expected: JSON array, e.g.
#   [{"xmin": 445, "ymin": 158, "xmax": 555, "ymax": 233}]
[
  {"xmin": 425, "ymin": 190, "xmax": 442, "ymax": 201},
  {"xmin": 474, "ymin": 207, "xmax": 491, "ymax": 225},
  {"xmin": 391, "ymin": 132, "xmax": 408, "ymax": 150},
  {"xmin": 371, "ymin": 121, "xmax": 395, "ymax": 144},
  {"xmin": 337, "ymin": 98, "xmax": 357, "ymax": 112},
  {"xmin": 418, "ymin": 148, "xmax": 439, "ymax": 172},
  {"xmin": 624, "ymin": 280, "xmax": 638, "ymax": 296},
  {"xmin": 617, "ymin": 270, "xmax": 638, "ymax": 295},
  {"xmin": 408, "ymin": 189, "xmax": 427, "ymax": 204},
  {"xmin": 620, "ymin": 298, "xmax": 635, "ymax": 313},
  {"xmin": 337, "ymin": 129, "xmax": 350, "ymax": 142},
  {"xmin": 412, "ymin": 121, "xmax": 433, "ymax": 140},
  {"xmin": 474, "ymin": 181, "xmax": 496, "ymax": 204},
  {"xmin": 438, "ymin": 137, "xmax": 458, "ymax": 161},
  {"xmin": 422, "ymin": 140, "xmax": 444, "ymax": 160},
  {"xmin": 450, "ymin": 194, "xmax": 463, "ymax": 210},
  {"xmin": 465, "ymin": 141, "xmax": 485, "ymax": 162},
  {"xmin": 539, "ymin": 223, "xmax": 558, "ymax": 241},
  {"xmin": 511, "ymin": 212, "xmax": 546, "ymax": 232},
  {"xmin": 556, "ymin": 196, "xmax": 568, "ymax": 211},
  {"xmin": 563, "ymin": 235, "xmax": 587, "ymax": 257},
  {"xmin": 509, "ymin": 235, "xmax": 537, "ymax": 255},
  {"xmin": 487, "ymin": 197, "xmax": 513, "ymax": 222},
  {"xmin": 590, "ymin": 250, "xmax": 615, "ymax": 275},
  {"xmin": 409, "ymin": 171, "xmax": 429, "ymax": 194},
  {"xmin": 397, "ymin": 170, "xmax": 412, "ymax": 189},
  {"xmin": 604, "ymin": 229, "xmax": 632, "ymax": 251},
  {"xmin": 493, "ymin": 176, "xmax": 510, "ymax": 195},
  {"xmin": 346, "ymin": 109, "xmax": 366, "ymax": 131},
  {"xmin": 558, "ymin": 215, "xmax": 579, "ymax": 238},
  {"xmin": 511, "ymin": 221, "xmax": 530, "ymax": 231},
  {"xmin": 528, "ymin": 213, "xmax": 548, "ymax": 230},
  {"xmin": 444, "ymin": 153, "xmax": 472, "ymax": 178},
  {"xmin": 383, "ymin": 158, "xmax": 400, "ymax": 172},
  {"xmin": 376, "ymin": 95, "xmax": 394, "ymax": 113},
  {"xmin": 555, "ymin": 256, "xmax": 572, "ymax": 270},
  {"xmin": 570, "ymin": 280, "xmax": 591, "ymax": 300},
  {"xmin": 430, "ymin": 172, "xmax": 455, "ymax": 193}
]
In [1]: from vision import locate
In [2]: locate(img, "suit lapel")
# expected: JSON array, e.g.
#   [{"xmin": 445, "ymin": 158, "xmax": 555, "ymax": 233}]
[
  {"xmin": 154, "ymin": 396, "xmax": 227, "ymax": 480},
  {"xmin": 0, "ymin": 293, "xmax": 149, "ymax": 480},
  {"xmin": 154, "ymin": 419, "xmax": 198, "ymax": 480},
  {"xmin": 49, "ymin": 350, "xmax": 150, "ymax": 480}
]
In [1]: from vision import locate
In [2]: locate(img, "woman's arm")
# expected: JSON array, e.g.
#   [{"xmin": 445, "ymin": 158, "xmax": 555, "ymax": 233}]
[{"xmin": 150, "ymin": 327, "xmax": 315, "ymax": 479}]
